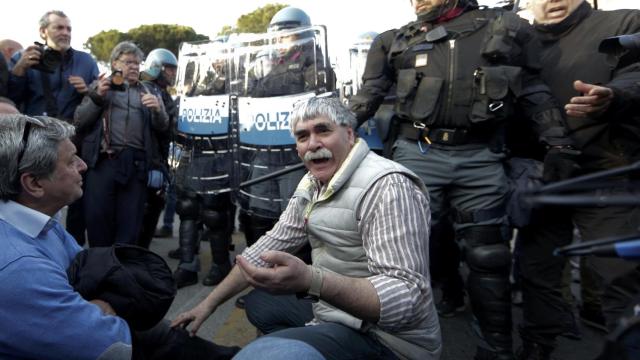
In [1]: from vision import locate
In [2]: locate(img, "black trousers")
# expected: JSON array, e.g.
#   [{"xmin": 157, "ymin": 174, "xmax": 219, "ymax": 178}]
[
  {"xmin": 518, "ymin": 197, "xmax": 640, "ymax": 347},
  {"xmin": 84, "ymin": 151, "xmax": 147, "ymax": 247}
]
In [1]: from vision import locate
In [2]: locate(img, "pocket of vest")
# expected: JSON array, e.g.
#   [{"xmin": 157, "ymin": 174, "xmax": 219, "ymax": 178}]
[
  {"xmin": 395, "ymin": 69, "xmax": 443, "ymax": 123},
  {"xmin": 469, "ymin": 65, "xmax": 520, "ymax": 124}
]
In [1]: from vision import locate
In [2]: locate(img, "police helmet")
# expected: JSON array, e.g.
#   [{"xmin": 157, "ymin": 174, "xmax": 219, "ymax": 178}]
[
  {"xmin": 142, "ymin": 48, "xmax": 178, "ymax": 80},
  {"xmin": 268, "ymin": 7, "xmax": 311, "ymax": 32}
]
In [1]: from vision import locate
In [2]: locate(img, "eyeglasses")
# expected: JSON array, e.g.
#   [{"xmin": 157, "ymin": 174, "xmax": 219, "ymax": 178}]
[
  {"xmin": 118, "ymin": 59, "xmax": 141, "ymax": 67},
  {"xmin": 16, "ymin": 121, "xmax": 33, "ymax": 167},
  {"xmin": 16, "ymin": 117, "xmax": 44, "ymax": 171}
]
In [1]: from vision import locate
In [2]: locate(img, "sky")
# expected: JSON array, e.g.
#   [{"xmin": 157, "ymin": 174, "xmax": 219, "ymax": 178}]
[
  {"xmin": 2, "ymin": 0, "xmax": 636, "ymax": 67},
  {"xmin": 1, "ymin": 0, "xmax": 415, "ymax": 65}
]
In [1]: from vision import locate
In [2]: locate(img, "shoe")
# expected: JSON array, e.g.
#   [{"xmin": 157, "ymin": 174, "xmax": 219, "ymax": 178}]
[
  {"xmin": 168, "ymin": 247, "xmax": 182, "ymax": 260},
  {"xmin": 436, "ymin": 296, "xmax": 465, "ymax": 318},
  {"xmin": 474, "ymin": 346, "xmax": 515, "ymax": 360},
  {"xmin": 515, "ymin": 342, "xmax": 552, "ymax": 360},
  {"xmin": 174, "ymin": 268, "xmax": 198, "ymax": 289},
  {"xmin": 235, "ymin": 295, "xmax": 246, "ymax": 309},
  {"xmin": 154, "ymin": 226, "xmax": 173, "ymax": 238},
  {"xmin": 202, "ymin": 263, "xmax": 231, "ymax": 286},
  {"xmin": 579, "ymin": 307, "xmax": 607, "ymax": 332},
  {"xmin": 560, "ymin": 318, "xmax": 582, "ymax": 341}
]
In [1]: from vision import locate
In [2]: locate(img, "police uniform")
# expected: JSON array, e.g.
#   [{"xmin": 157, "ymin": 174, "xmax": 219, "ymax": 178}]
[
  {"xmin": 350, "ymin": 3, "xmax": 572, "ymax": 358},
  {"xmin": 173, "ymin": 67, "xmax": 236, "ymax": 288},
  {"xmin": 240, "ymin": 42, "xmax": 322, "ymax": 247},
  {"xmin": 515, "ymin": 2, "xmax": 640, "ymax": 356}
]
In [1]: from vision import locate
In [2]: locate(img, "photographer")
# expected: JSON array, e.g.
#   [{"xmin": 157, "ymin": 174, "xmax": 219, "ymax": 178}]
[
  {"xmin": 515, "ymin": 1, "xmax": 640, "ymax": 359},
  {"xmin": 74, "ymin": 41, "xmax": 169, "ymax": 248},
  {"xmin": 7, "ymin": 10, "xmax": 99, "ymax": 247},
  {"xmin": 8, "ymin": 10, "xmax": 98, "ymax": 120}
]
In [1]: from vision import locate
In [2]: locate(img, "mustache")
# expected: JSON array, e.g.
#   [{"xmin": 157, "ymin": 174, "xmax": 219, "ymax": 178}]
[{"xmin": 303, "ymin": 148, "xmax": 333, "ymax": 162}]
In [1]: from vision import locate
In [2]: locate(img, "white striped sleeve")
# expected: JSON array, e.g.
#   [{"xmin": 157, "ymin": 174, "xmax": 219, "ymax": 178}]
[{"xmin": 359, "ymin": 173, "xmax": 433, "ymax": 330}]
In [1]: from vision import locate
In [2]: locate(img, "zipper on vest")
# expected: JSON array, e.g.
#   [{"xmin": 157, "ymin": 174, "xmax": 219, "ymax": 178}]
[{"xmin": 444, "ymin": 39, "xmax": 456, "ymax": 124}]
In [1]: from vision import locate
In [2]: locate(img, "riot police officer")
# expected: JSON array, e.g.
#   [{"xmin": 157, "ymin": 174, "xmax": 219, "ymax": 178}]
[
  {"xmin": 349, "ymin": 1, "xmax": 575, "ymax": 359},
  {"xmin": 172, "ymin": 41, "xmax": 236, "ymax": 288},
  {"xmin": 138, "ymin": 48, "xmax": 179, "ymax": 249}
]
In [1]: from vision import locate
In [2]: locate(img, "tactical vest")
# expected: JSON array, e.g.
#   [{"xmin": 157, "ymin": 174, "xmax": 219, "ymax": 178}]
[
  {"xmin": 292, "ymin": 140, "xmax": 441, "ymax": 359},
  {"xmin": 388, "ymin": 8, "xmax": 525, "ymax": 134}
]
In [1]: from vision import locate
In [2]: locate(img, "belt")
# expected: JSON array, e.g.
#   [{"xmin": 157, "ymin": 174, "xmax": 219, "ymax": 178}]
[{"xmin": 399, "ymin": 124, "xmax": 489, "ymax": 146}]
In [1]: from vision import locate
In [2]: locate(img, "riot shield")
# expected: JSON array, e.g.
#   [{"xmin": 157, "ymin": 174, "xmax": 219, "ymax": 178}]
[
  {"xmin": 229, "ymin": 27, "xmax": 332, "ymax": 219},
  {"xmin": 173, "ymin": 40, "xmax": 233, "ymax": 195},
  {"xmin": 342, "ymin": 32, "xmax": 384, "ymax": 152}
]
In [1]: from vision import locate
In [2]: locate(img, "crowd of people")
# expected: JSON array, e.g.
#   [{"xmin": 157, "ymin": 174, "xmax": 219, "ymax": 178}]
[{"xmin": 0, "ymin": 0, "xmax": 639, "ymax": 359}]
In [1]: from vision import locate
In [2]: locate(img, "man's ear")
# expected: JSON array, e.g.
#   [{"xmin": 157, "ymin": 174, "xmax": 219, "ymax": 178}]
[
  {"xmin": 347, "ymin": 126, "xmax": 355, "ymax": 146},
  {"xmin": 19, "ymin": 173, "xmax": 45, "ymax": 199},
  {"xmin": 39, "ymin": 27, "xmax": 47, "ymax": 41}
]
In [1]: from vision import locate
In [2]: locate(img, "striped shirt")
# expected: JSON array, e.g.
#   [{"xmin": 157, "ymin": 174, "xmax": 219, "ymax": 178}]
[{"xmin": 242, "ymin": 172, "xmax": 433, "ymax": 331}]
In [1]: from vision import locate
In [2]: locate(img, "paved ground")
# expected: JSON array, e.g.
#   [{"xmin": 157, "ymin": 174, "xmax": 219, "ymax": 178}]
[{"xmin": 148, "ymin": 225, "xmax": 606, "ymax": 359}]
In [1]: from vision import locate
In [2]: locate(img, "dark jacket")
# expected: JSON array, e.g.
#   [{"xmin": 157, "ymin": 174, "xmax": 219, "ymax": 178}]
[
  {"xmin": 66, "ymin": 244, "xmax": 176, "ymax": 331},
  {"xmin": 8, "ymin": 48, "xmax": 98, "ymax": 120},
  {"xmin": 349, "ymin": 7, "xmax": 570, "ymax": 149},
  {"xmin": 535, "ymin": 2, "xmax": 640, "ymax": 173},
  {"xmin": 74, "ymin": 81, "xmax": 169, "ymax": 171},
  {"xmin": 249, "ymin": 43, "xmax": 333, "ymax": 97}
]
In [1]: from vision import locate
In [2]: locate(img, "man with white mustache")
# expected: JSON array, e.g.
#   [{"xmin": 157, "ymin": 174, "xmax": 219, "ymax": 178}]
[
  {"xmin": 173, "ymin": 97, "xmax": 441, "ymax": 360},
  {"xmin": 515, "ymin": 1, "xmax": 640, "ymax": 359}
]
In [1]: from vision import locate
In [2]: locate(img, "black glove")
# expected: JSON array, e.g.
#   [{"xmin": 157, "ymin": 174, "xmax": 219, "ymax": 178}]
[{"xmin": 542, "ymin": 147, "xmax": 581, "ymax": 183}]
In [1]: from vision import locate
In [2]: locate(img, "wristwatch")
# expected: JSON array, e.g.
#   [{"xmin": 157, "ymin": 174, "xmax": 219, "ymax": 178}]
[{"xmin": 296, "ymin": 265, "xmax": 324, "ymax": 302}]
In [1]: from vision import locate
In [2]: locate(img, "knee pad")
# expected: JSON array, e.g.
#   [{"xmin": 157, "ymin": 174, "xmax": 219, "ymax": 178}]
[
  {"xmin": 251, "ymin": 216, "xmax": 278, "ymax": 233},
  {"xmin": 176, "ymin": 195, "xmax": 200, "ymax": 219},
  {"xmin": 202, "ymin": 209, "xmax": 228, "ymax": 230},
  {"xmin": 462, "ymin": 226, "xmax": 510, "ymax": 273},
  {"xmin": 466, "ymin": 244, "xmax": 511, "ymax": 274}
]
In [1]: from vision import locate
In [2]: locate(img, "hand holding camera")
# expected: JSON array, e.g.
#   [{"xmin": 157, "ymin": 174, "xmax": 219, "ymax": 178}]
[
  {"xmin": 109, "ymin": 70, "xmax": 126, "ymax": 91},
  {"xmin": 11, "ymin": 45, "xmax": 43, "ymax": 77}
]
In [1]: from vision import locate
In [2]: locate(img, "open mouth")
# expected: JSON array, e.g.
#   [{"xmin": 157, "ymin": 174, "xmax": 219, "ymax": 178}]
[
  {"xmin": 547, "ymin": 5, "xmax": 567, "ymax": 18},
  {"xmin": 311, "ymin": 158, "xmax": 330, "ymax": 165}
]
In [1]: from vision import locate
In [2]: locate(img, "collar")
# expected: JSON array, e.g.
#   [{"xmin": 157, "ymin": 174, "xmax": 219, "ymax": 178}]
[
  {"xmin": 435, "ymin": 6, "xmax": 465, "ymax": 24},
  {"xmin": 0, "ymin": 200, "xmax": 54, "ymax": 238},
  {"xmin": 534, "ymin": 1, "xmax": 592, "ymax": 41}
]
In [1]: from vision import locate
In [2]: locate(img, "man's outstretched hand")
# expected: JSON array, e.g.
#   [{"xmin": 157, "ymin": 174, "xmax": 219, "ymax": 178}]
[
  {"xmin": 565, "ymin": 80, "xmax": 614, "ymax": 118},
  {"xmin": 235, "ymin": 251, "xmax": 312, "ymax": 295}
]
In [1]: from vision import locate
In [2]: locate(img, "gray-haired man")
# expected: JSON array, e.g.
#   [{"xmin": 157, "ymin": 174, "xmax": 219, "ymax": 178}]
[
  {"xmin": 0, "ymin": 114, "xmax": 133, "ymax": 359},
  {"xmin": 75, "ymin": 41, "xmax": 169, "ymax": 248},
  {"xmin": 172, "ymin": 97, "xmax": 441, "ymax": 360}
]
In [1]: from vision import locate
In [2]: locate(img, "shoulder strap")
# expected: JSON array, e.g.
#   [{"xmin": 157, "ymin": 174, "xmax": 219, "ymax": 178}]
[{"xmin": 40, "ymin": 73, "xmax": 59, "ymax": 117}]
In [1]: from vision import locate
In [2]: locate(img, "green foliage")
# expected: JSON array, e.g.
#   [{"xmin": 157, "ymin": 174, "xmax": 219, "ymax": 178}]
[
  {"xmin": 85, "ymin": 24, "xmax": 208, "ymax": 63},
  {"xmin": 217, "ymin": 25, "xmax": 234, "ymax": 37},
  {"xmin": 84, "ymin": 29, "xmax": 126, "ymax": 63},
  {"xmin": 218, "ymin": 3, "xmax": 288, "ymax": 35},
  {"xmin": 128, "ymin": 24, "xmax": 208, "ymax": 56}
]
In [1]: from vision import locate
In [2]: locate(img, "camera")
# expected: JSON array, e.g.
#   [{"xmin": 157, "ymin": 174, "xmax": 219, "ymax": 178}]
[
  {"xmin": 110, "ymin": 70, "xmax": 126, "ymax": 91},
  {"xmin": 31, "ymin": 42, "xmax": 62, "ymax": 73}
]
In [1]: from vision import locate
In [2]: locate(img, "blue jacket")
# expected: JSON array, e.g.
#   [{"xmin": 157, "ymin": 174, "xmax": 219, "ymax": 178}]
[
  {"xmin": 0, "ymin": 201, "xmax": 131, "ymax": 359},
  {"xmin": 8, "ymin": 47, "xmax": 99, "ymax": 120}
]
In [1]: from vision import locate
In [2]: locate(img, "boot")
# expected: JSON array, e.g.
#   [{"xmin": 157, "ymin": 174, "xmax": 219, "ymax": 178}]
[
  {"xmin": 474, "ymin": 346, "xmax": 515, "ymax": 360},
  {"xmin": 202, "ymin": 262, "xmax": 231, "ymax": 286},
  {"xmin": 515, "ymin": 342, "xmax": 552, "ymax": 360},
  {"xmin": 173, "ymin": 268, "xmax": 198, "ymax": 289},
  {"xmin": 168, "ymin": 247, "xmax": 182, "ymax": 259},
  {"xmin": 155, "ymin": 226, "xmax": 173, "ymax": 238}
]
